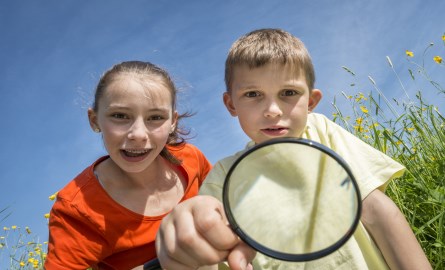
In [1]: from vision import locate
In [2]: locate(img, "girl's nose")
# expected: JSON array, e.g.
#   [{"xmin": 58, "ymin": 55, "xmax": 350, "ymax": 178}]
[
  {"xmin": 127, "ymin": 119, "xmax": 149, "ymax": 141},
  {"xmin": 263, "ymin": 99, "xmax": 283, "ymax": 118}
]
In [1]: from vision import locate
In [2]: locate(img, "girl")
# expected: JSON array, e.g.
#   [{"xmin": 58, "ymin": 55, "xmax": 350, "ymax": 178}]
[{"xmin": 45, "ymin": 61, "xmax": 211, "ymax": 269}]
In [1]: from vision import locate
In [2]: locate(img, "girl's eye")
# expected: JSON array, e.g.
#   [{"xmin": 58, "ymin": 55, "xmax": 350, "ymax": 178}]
[
  {"xmin": 244, "ymin": 91, "xmax": 260, "ymax": 98},
  {"xmin": 148, "ymin": 115, "xmax": 164, "ymax": 121},
  {"xmin": 281, "ymin": 89, "xmax": 299, "ymax": 96}
]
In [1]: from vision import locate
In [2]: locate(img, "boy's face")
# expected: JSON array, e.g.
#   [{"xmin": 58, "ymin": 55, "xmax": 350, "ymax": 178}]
[{"xmin": 224, "ymin": 63, "xmax": 322, "ymax": 144}]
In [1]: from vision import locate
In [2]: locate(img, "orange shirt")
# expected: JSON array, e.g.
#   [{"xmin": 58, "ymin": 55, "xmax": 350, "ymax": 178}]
[{"xmin": 45, "ymin": 144, "xmax": 211, "ymax": 270}]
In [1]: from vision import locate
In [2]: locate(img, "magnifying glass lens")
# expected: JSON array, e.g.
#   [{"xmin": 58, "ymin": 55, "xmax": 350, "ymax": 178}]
[{"xmin": 224, "ymin": 139, "xmax": 361, "ymax": 261}]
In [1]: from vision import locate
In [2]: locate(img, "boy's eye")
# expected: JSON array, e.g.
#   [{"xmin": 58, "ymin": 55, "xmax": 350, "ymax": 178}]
[
  {"xmin": 281, "ymin": 89, "xmax": 299, "ymax": 96},
  {"xmin": 244, "ymin": 91, "xmax": 260, "ymax": 98}
]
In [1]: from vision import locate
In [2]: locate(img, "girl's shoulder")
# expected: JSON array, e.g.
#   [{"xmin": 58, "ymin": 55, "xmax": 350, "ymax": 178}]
[
  {"xmin": 56, "ymin": 156, "xmax": 109, "ymax": 203},
  {"xmin": 167, "ymin": 143, "xmax": 206, "ymax": 159}
]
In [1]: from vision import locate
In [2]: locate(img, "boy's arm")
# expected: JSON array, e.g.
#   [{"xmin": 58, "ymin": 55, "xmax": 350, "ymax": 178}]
[
  {"xmin": 361, "ymin": 189, "xmax": 432, "ymax": 270},
  {"xmin": 156, "ymin": 195, "xmax": 255, "ymax": 270}
]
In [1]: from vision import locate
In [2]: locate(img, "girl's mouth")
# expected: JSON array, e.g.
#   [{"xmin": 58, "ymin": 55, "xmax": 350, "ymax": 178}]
[
  {"xmin": 123, "ymin": 149, "xmax": 149, "ymax": 157},
  {"xmin": 121, "ymin": 149, "xmax": 150, "ymax": 162}
]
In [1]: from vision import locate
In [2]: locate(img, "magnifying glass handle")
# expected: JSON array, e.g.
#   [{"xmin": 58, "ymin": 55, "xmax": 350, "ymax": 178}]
[{"xmin": 143, "ymin": 258, "xmax": 161, "ymax": 270}]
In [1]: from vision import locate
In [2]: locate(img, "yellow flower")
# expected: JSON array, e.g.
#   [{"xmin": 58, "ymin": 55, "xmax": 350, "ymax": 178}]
[
  {"xmin": 44, "ymin": 213, "xmax": 50, "ymax": 219},
  {"xmin": 360, "ymin": 106, "xmax": 369, "ymax": 114},
  {"xmin": 11, "ymin": 225, "xmax": 17, "ymax": 230},
  {"xmin": 3, "ymin": 227, "xmax": 9, "ymax": 231},
  {"xmin": 396, "ymin": 141, "xmax": 402, "ymax": 145},
  {"xmin": 405, "ymin": 50, "xmax": 414, "ymax": 57},
  {"xmin": 433, "ymin": 56, "xmax": 442, "ymax": 64},
  {"xmin": 25, "ymin": 227, "xmax": 32, "ymax": 234},
  {"xmin": 355, "ymin": 93, "xmax": 367, "ymax": 102},
  {"xmin": 442, "ymin": 34, "xmax": 445, "ymax": 41},
  {"xmin": 20, "ymin": 261, "xmax": 26, "ymax": 267},
  {"xmin": 48, "ymin": 192, "xmax": 58, "ymax": 201},
  {"xmin": 28, "ymin": 258, "xmax": 35, "ymax": 263},
  {"xmin": 356, "ymin": 117, "xmax": 363, "ymax": 125},
  {"xmin": 406, "ymin": 127, "xmax": 415, "ymax": 132}
]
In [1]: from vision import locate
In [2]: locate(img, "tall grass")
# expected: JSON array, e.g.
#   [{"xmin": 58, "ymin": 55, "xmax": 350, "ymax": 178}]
[
  {"xmin": 0, "ymin": 226, "xmax": 46, "ymax": 269},
  {"xmin": 0, "ymin": 197, "xmax": 54, "ymax": 269},
  {"xmin": 332, "ymin": 34, "xmax": 445, "ymax": 269}
]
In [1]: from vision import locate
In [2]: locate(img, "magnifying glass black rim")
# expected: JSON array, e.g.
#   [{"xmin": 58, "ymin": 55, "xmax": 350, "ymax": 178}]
[{"xmin": 222, "ymin": 137, "xmax": 362, "ymax": 262}]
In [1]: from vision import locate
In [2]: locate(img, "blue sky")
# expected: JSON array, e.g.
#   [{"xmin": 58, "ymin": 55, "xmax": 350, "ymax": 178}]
[{"xmin": 1, "ymin": 0, "xmax": 444, "ymax": 255}]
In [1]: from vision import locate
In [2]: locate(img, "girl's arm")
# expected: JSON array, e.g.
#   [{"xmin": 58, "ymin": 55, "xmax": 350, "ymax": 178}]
[{"xmin": 361, "ymin": 189, "xmax": 432, "ymax": 270}]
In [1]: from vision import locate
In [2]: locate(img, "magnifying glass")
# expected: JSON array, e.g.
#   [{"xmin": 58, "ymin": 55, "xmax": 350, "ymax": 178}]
[
  {"xmin": 145, "ymin": 137, "xmax": 361, "ymax": 269},
  {"xmin": 223, "ymin": 137, "xmax": 362, "ymax": 262}
]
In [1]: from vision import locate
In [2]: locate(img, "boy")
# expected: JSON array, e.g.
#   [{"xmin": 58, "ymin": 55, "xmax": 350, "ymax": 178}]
[{"xmin": 156, "ymin": 29, "xmax": 431, "ymax": 269}]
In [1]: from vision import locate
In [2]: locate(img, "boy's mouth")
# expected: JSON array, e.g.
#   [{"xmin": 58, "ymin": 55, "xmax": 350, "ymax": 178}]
[{"xmin": 261, "ymin": 127, "xmax": 288, "ymax": 136}]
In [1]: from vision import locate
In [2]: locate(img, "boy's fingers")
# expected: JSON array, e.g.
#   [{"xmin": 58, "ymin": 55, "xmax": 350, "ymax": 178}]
[
  {"xmin": 192, "ymin": 196, "xmax": 240, "ymax": 251},
  {"xmin": 227, "ymin": 242, "xmax": 257, "ymax": 270},
  {"xmin": 156, "ymin": 196, "xmax": 231, "ymax": 268}
]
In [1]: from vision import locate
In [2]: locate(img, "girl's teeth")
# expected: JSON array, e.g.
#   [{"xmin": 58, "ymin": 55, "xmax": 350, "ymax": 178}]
[{"xmin": 124, "ymin": 149, "xmax": 148, "ymax": 157}]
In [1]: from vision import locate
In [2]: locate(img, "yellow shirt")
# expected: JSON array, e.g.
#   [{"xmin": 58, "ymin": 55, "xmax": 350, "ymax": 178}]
[{"xmin": 200, "ymin": 113, "xmax": 405, "ymax": 270}]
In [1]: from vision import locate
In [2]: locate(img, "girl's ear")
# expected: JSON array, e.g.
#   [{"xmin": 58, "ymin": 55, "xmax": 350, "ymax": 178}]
[
  {"xmin": 308, "ymin": 89, "xmax": 323, "ymax": 112},
  {"xmin": 170, "ymin": 111, "xmax": 178, "ymax": 133},
  {"xmin": 88, "ymin": 108, "xmax": 101, "ymax": 133},
  {"xmin": 223, "ymin": 92, "xmax": 238, "ymax": 116}
]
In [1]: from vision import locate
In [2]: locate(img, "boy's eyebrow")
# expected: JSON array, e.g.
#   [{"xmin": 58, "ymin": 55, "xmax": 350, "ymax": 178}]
[{"xmin": 237, "ymin": 82, "xmax": 307, "ymax": 90}]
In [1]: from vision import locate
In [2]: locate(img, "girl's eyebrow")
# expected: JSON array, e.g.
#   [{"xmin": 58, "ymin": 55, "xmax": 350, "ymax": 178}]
[{"xmin": 105, "ymin": 105, "xmax": 170, "ymax": 113}]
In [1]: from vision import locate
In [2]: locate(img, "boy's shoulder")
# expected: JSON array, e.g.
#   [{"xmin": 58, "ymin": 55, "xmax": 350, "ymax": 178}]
[{"xmin": 216, "ymin": 143, "xmax": 253, "ymax": 170}]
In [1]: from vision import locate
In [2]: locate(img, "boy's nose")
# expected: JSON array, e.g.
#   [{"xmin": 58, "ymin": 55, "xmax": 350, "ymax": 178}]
[
  {"xmin": 263, "ymin": 100, "xmax": 283, "ymax": 118},
  {"xmin": 127, "ymin": 119, "xmax": 149, "ymax": 141}
]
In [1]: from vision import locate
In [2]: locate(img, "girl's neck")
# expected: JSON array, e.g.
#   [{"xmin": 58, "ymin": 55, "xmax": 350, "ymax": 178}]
[{"xmin": 95, "ymin": 156, "xmax": 186, "ymax": 216}]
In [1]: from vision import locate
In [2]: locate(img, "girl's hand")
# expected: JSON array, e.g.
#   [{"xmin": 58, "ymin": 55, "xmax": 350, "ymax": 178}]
[{"xmin": 156, "ymin": 195, "xmax": 255, "ymax": 270}]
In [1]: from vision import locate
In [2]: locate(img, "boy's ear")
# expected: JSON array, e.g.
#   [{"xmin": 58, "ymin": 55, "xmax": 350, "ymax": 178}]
[
  {"xmin": 223, "ymin": 92, "xmax": 238, "ymax": 116},
  {"xmin": 308, "ymin": 89, "xmax": 323, "ymax": 112},
  {"xmin": 87, "ymin": 108, "xmax": 100, "ymax": 132}
]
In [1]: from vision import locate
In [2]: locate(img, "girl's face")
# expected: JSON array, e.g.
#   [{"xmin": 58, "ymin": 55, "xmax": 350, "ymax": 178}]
[{"xmin": 88, "ymin": 74, "xmax": 177, "ymax": 174}]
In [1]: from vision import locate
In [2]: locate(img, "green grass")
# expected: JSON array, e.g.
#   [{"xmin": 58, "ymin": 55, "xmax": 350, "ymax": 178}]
[{"xmin": 332, "ymin": 34, "xmax": 445, "ymax": 269}]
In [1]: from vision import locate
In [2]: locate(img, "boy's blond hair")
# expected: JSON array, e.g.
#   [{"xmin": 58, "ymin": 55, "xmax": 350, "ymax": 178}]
[{"xmin": 225, "ymin": 28, "xmax": 316, "ymax": 92}]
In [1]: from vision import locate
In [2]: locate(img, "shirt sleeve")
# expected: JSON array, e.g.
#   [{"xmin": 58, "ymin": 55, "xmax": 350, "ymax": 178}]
[
  {"xmin": 307, "ymin": 113, "xmax": 406, "ymax": 199},
  {"xmin": 196, "ymin": 147, "xmax": 212, "ymax": 187},
  {"xmin": 199, "ymin": 161, "xmax": 227, "ymax": 201},
  {"xmin": 45, "ymin": 197, "xmax": 111, "ymax": 270}
]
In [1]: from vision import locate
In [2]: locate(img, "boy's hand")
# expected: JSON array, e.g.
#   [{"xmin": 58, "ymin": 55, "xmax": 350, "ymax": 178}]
[{"xmin": 156, "ymin": 195, "xmax": 256, "ymax": 270}]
